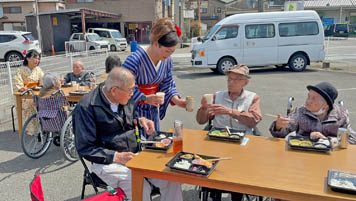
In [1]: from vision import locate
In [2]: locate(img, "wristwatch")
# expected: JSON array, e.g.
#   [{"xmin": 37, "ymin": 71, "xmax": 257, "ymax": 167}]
[{"xmin": 140, "ymin": 95, "xmax": 147, "ymax": 103}]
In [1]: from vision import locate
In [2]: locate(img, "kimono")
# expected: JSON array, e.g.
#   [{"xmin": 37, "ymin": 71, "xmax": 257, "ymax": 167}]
[
  {"xmin": 123, "ymin": 46, "xmax": 179, "ymax": 138},
  {"xmin": 14, "ymin": 66, "xmax": 44, "ymax": 133}
]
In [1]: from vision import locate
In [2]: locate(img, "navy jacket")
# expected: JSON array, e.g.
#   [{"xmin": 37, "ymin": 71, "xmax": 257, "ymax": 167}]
[{"xmin": 73, "ymin": 83, "xmax": 139, "ymax": 164}]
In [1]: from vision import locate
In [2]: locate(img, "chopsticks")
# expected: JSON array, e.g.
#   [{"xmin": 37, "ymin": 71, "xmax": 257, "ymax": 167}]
[
  {"xmin": 206, "ymin": 157, "xmax": 232, "ymax": 162},
  {"xmin": 140, "ymin": 141, "xmax": 161, "ymax": 144},
  {"xmin": 225, "ymin": 126, "xmax": 232, "ymax": 135},
  {"xmin": 265, "ymin": 113, "xmax": 295, "ymax": 122}
]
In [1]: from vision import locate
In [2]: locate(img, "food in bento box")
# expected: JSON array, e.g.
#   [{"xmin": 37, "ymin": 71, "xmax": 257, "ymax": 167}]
[
  {"xmin": 290, "ymin": 139, "xmax": 301, "ymax": 146},
  {"xmin": 300, "ymin": 140, "xmax": 313, "ymax": 147},
  {"xmin": 173, "ymin": 160, "xmax": 191, "ymax": 169},
  {"xmin": 317, "ymin": 138, "xmax": 330, "ymax": 146},
  {"xmin": 180, "ymin": 154, "xmax": 194, "ymax": 159},
  {"xmin": 154, "ymin": 138, "xmax": 171, "ymax": 148},
  {"xmin": 314, "ymin": 143, "xmax": 327, "ymax": 148},
  {"xmin": 210, "ymin": 130, "xmax": 229, "ymax": 136},
  {"xmin": 330, "ymin": 178, "xmax": 356, "ymax": 190},
  {"xmin": 154, "ymin": 134, "xmax": 167, "ymax": 140},
  {"xmin": 192, "ymin": 159, "xmax": 213, "ymax": 168}
]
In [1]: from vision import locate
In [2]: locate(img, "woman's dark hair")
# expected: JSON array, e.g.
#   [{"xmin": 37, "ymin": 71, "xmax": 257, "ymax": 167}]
[
  {"xmin": 158, "ymin": 31, "xmax": 179, "ymax": 47},
  {"xmin": 23, "ymin": 50, "xmax": 41, "ymax": 66},
  {"xmin": 105, "ymin": 55, "xmax": 122, "ymax": 73}
]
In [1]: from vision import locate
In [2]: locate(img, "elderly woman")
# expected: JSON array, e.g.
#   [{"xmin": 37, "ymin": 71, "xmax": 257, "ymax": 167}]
[
  {"xmin": 122, "ymin": 18, "xmax": 188, "ymax": 138},
  {"xmin": 39, "ymin": 73, "xmax": 61, "ymax": 98},
  {"xmin": 270, "ymin": 82, "xmax": 356, "ymax": 144},
  {"xmin": 98, "ymin": 55, "xmax": 122, "ymax": 82},
  {"xmin": 62, "ymin": 61, "xmax": 92, "ymax": 86}
]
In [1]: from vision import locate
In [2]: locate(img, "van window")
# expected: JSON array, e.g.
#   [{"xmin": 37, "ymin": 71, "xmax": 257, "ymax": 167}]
[
  {"xmin": 111, "ymin": 31, "xmax": 123, "ymax": 39},
  {"xmin": 94, "ymin": 30, "xmax": 110, "ymax": 38},
  {"xmin": 279, "ymin": 22, "xmax": 319, "ymax": 37},
  {"xmin": 335, "ymin": 24, "xmax": 348, "ymax": 32},
  {"xmin": 72, "ymin": 34, "xmax": 80, "ymax": 40},
  {"xmin": 245, "ymin": 24, "xmax": 275, "ymax": 39},
  {"xmin": 202, "ymin": 25, "xmax": 220, "ymax": 41},
  {"xmin": 215, "ymin": 26, "xmax": 238, "ymax": 40}
]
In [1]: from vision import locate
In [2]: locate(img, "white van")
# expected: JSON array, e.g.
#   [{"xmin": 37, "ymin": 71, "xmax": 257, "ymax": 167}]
[
  {"xmin": 191, "ymin": 11, "xmax": 325, "ymax": 74},
  {"xmin": 88, "ymin": 28, "xmax": 128, "ymax": 51},
  {"xmin": 69, "ymin": 33, "xmax": 109, "ymax": 52}
]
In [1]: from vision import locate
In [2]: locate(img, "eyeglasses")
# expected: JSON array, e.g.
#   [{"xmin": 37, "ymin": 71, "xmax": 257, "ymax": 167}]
[{"xmin": 113, "ymin": 86, "xmax": 137, "ymax": 94}]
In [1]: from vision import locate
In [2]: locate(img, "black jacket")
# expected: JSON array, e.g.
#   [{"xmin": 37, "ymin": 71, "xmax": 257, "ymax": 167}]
[
  {"xmin": 64, "ymin": 72, "xmax": 91, "ymax": 86},
  {"xmin": 73, "ymin": 83, "xmax": 139, "ymax": 164}
]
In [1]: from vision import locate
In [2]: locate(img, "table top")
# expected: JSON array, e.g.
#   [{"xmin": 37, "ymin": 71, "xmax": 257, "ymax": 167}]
[{"xmin": 126, "ymin": 129, "xmax": 356, "ymax": 201}]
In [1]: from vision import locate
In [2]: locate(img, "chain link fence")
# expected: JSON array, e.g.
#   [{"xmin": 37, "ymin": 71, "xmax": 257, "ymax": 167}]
[{"xmin": 0, "ymin": 50, "xmax": 108, "ymax": 132}]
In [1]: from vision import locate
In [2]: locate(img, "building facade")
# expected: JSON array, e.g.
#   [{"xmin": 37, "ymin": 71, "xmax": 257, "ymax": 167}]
[{"xmin": 0, "ymin": 0, "xmax": 65, "ymax": 30}]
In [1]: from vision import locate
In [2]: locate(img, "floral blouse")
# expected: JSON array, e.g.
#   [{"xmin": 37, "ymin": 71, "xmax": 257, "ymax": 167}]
[{"xmin": 14, "ymin": 66, "xmax": 44, "ymax": 91}]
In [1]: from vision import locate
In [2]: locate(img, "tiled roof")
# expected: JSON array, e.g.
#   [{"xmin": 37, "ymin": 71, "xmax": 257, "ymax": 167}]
[{"xmin": 304, "ymin": 0, "xmax": 356, "ymax": 8}]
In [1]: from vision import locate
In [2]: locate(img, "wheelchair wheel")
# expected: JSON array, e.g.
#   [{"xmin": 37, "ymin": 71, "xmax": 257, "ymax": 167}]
[
  {"xmin": 21, "ymin": 114, "xmax": 52, "ymax": 159},
  {"xmin": 60, "ymin": 115, "xmax": 79, "ymax": 162}
]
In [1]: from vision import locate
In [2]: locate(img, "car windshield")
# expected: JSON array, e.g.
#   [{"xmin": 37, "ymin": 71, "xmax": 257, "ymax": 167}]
[
  {"xmin": 202, "ymin": 25, "xmax": 220, "ymax": 41},
  {"xmin": 23, "ymin": 34, "xmax": 35, "ymax": 41},
  {"xmin": 87, "ymin": 34, "xmax": 102, "ymax": 41},
  {"xmin": 111, "ymin": 31, "xmax": 123, "ymax": 39}
]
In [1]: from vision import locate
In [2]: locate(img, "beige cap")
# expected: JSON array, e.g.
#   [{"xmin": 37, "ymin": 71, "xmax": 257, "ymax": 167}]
[{"xmin": 225, "ymin": 64, "xmax": 251, "ymax": 79}]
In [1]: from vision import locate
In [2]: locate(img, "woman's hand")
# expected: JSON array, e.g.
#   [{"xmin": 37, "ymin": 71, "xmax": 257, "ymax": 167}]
[
  {"xmin": 146, "ymin": 94, "xmax": 164, "ymax": 107},
  {"xmin": 207, "ymin": 104, "xmax": 231, "ymax": 116},
  {"xmin": 310, "ymin": 132, "xmax": 326, "ymax": 140},
  {"xmin": 171, "ymin": 96, "xmax": 187, "ymax": 108},
  {"xmin": 275, "ymin": 114, "xmax": 291, "ymax": 131}
]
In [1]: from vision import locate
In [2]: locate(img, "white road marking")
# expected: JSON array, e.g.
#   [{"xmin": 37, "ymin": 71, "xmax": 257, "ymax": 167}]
[{"xmin": 338, "ymin": 88, "xmax": 356, "ymax": 91}]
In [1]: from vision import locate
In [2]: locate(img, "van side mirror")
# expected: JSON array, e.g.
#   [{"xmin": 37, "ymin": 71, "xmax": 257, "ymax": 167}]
[
  {"xmin": 197, "ymin": 37, "xmax": 201, "ymax": 42},
  {"xmin": 211, "ymin": 36, "xmax": 216, "ymax": 41}
]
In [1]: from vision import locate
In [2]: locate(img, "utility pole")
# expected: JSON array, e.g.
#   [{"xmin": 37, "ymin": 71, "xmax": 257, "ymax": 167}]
[
  {"xmin": 198, "ymin": 0, "xmax": 201, "ymax": 36},
  {"xmin": 34, "ymin": 0, "xmax": 42, "ymax": 52}
]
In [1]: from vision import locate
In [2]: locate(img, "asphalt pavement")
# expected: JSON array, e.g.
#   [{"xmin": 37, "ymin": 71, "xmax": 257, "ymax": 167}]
[{"xmin": 0, "ymin": 40, "xmax": 356, "ymax": 201}]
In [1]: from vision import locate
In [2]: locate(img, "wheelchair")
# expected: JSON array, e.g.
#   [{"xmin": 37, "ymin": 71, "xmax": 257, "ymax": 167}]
[{"xmin": 20, "ymin": 88, "xmax": 78, "ymax": 161}]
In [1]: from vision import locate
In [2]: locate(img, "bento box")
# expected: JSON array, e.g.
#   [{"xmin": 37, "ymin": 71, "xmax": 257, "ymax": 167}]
[
  {"xmin": 207, "ymin": 127, "xmax": 245, "ymax": 142},
  {"xmin": 328, "ymin": 170, "xmax": 356, "ymax": 194},
  {"xmin": 142, "ymin": 131, "xmax": 173, "ymax": 151},
  {"xmin": 165, "ymin": 151, "xmax": 219, "ymax": 177},
  {"xmin": 288, "ymin": 135, "xmax": 333, "ymax": 152}
]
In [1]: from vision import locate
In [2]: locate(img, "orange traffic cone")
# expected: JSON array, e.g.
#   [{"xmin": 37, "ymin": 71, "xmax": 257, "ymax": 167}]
[{"xmin": 52, "ymin": 44, "xmax": 55, "ymax": 56}]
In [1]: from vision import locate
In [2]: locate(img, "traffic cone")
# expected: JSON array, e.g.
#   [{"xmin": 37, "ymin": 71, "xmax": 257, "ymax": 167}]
[{"xmin": 52, "ymin": 44, "xmax": 55, "ymax": 56}]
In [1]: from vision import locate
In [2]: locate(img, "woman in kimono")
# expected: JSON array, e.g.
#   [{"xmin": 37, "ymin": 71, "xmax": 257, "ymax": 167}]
[
  {"xmin": 123, "ymin": 18, "xmax": 187, "ymax": 138},
  {"xmin": 14, "ymin": 50, "xmax": 43, "ymax": 133}
]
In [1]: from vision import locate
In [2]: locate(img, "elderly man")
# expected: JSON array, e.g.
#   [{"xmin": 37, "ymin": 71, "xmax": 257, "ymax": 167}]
[
  {"xmin": 196, "ymin": 64, "xmax": 262, "ymax": 201},
  {"xmin": 62, "ymin": 61, "xmax": 92, "ymax": 85},
  {"xmin": 270, "ymin": 82, "xmax": 356, "ymax": 144},
  {"xmin": 73, "ymin": 67, "xmax": 183, "ymax": 201},
  {"xmin": 196, "ymin": 64, "xmax": 262, "ymax": 134}
]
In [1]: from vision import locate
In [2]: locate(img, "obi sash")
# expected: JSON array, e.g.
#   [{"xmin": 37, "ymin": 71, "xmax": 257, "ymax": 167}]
[{"xmin": 138, "ymin": 84, "xmax": 159, "ymax": 104}]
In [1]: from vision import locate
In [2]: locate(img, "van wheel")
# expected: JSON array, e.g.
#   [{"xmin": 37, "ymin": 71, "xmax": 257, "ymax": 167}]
[
  {"xmin": 110, "ymin": 45, "xmax": 117, "ymax": 52},
  {"xmin": 217, "ymin": 57, "xmax": 236, "ymax": 75},
  {"xmin": 288, "ymin": 54, "xmax": 307, "ymax": 72}
]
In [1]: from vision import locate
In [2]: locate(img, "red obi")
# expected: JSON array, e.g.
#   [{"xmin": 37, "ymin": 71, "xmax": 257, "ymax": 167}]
[{"xmin": 138, "ymin": 84, "xmax": 159, "ymax": 104}]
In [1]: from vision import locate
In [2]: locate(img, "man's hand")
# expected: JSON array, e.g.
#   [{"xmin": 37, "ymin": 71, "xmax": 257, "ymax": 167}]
[
  {"xmin": 114, "ymin": 152, "xmax": 136, "ymax": 165},
  {"xmin": 208, "ymin": 104, "xmax": 232, "ymax": 116},
  {"xmin": 139, "ymin": 117, "xmax": 155, "ymax": 134},
  {"xmin": 201, "ymin": 96, "xmax": 209, "ymax": 109},
  {"xmin": 146, "ymin": 94, "xmax": 164, "ymax": 107},
  {"xmin": 171, "ymin": 96, "xmax": 187, "ymax": 108},
  {"xmin": 310, "ymin": 132, "xmax": 326, "ymax": 140},
  {"xmin": 275, "ymin": 114, "xmax": 292, "ymax": 131}
]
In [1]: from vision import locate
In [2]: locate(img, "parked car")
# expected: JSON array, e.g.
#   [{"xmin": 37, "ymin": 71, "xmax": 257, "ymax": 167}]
[
  {"xmin": 191, "ymin": 10, "xmax": 325, "ymax": 73},
  {"xmin": 0, "ymin": 31, "xmax": 41, "ymax": 62},
  {"xmin": 324, "ymin": 24, "xmax": 349, "ymax": 37},
  {"xmin": 68, "ymin": 33, "xmax": 109, "ymax": 52},
  {"xmin": 87, "ymin": 28, "xmax": 127, "ymax": 51}
]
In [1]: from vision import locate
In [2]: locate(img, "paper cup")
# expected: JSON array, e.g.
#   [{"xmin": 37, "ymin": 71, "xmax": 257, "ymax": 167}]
[
  {"xmin": 185, "ymin": 96, "xmax": 194, "ymax": 112},
  {"xmin": 156, "ymin": 92, "xmax": 165, "ymax": 105},
  {"xmin": 204, "ymin": 94, "xmax": 214, "ymax": 104}
]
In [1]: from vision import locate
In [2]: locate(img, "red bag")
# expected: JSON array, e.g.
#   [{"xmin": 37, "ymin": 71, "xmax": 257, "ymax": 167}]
[{"xmin": 83, "ymin": 188, "xmax": 126, "ymax": 201}]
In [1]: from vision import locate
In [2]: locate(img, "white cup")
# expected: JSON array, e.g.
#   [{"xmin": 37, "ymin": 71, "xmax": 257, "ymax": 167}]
[
  {"xmin": 204, "ymin": 94, "xmax": 214, "ymax": 104},
  {"xmin": 74, "ymin": 84, "xmax": 79, "ymax": 91},
  {"xmin": 79, "ymin": 86, "xmax": 84, "ymax": 91},
  {"xmin": 185, "ymin": 96, "xmax": 194, "ymax": 112},
  {"xmin": 156, "ymin": 92, "xmax": 165, "ymax": 105},
  {"xmin": 71, "ymin": 81, "xmax": 77, "ymax": 86}
]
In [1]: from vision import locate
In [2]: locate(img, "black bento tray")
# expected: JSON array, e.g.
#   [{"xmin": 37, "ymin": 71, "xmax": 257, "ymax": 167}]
[
  {"xmin": 207, "ymin": 127, "xmax": 245, "ymax": 142},
  {"xmin": 61, "ymin": 83, "xmax": 72, "ymax": 88},
  {"xmin": 288, "ymin": 136, "xmax": 333, "ymax": 152},
  {"xmin": 142, "ymin": 131, "xmax": 173, "ymax": 151},
  {"xmin": 328, "ymin": 170, "xmax": 356, "ymax": 194},
  {"xmin": 165, "ymin": 151, "xmax": 219, "ymax": 177},
  {"xmin": 69, "ymin": 90, "xmax": 88, "ymax": 96}
]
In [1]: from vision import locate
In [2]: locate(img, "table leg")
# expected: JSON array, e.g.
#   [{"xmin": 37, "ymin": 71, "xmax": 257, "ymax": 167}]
[
  {"xmin": 131, "ymin": 170, "xmax": 144, "ymax": 201},
  {"xmin": 15, "ymin": 95, "xmax": 22, "ymax": 139}
]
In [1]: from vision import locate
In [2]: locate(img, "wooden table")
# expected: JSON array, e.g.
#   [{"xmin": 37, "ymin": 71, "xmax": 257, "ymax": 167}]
[
  {"xmin": 14, "ymin": 86, "xmax": 89, "ymax": 138},
  {"xmin": 126, "ymin": 129, "xmax": 356, "ymax": 201}
]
